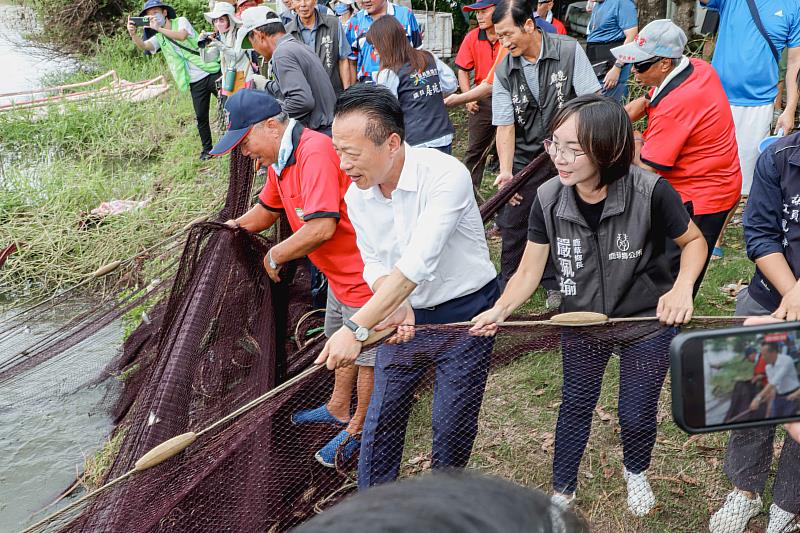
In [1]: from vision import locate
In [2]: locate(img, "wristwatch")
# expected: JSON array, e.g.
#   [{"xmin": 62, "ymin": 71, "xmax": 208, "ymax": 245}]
[
  {"xmin": 614, "ymin": 61, "xmax": 625, "ymax": 69},
  {"xmin": 267, "ymin": 249, "xmax": 280, "ymax": 270},
  {"xmin": 343, "ymin": 319, "xmax": 369, "ymax": 342}
]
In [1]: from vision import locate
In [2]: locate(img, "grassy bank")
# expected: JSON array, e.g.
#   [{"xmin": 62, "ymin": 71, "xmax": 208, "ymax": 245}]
[{"xmin": 0, "ymin": 33, "xmax": 229, "ymax": 298}]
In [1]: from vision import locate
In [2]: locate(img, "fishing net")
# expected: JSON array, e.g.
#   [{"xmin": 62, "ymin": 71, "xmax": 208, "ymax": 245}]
[{"xmin": 7, "ymin": 151, "xmax": 795, "ymax": 533}]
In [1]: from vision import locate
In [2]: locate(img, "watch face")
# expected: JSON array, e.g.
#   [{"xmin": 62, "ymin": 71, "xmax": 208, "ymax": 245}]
[{"xmin": 355, "ymin": 327, "xmax": 369, "ymax": 342}]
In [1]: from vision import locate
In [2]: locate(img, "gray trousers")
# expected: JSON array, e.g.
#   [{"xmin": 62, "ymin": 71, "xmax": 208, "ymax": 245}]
[{"xmin": 723, "ymin": 288, "xmax": 800, "ymax": 512}]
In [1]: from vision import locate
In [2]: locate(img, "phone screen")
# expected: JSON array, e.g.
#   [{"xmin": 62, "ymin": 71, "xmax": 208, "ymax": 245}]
[{"xmin": 699, "ymin": 329, "xmax": 800, "ymax": 427}]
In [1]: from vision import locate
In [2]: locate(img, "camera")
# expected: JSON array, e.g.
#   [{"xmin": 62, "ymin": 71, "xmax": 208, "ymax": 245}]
[{"xmin": 129, "ymin": 16, "xmax": 150, "ymax": 27}]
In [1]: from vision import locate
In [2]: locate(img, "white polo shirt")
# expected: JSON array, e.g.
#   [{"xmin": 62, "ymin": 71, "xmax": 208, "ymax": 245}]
[
  {"xmin": 766, "ymin": 353, "xmax": 800, "ymax": 395},
  {"xmin": 344, "ymin": 145, "xmax": 497, "ymax": 309}
]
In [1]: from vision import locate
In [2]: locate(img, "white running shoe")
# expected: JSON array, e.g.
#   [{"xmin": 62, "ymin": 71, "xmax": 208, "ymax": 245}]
[
  {"xmin": 709, "ymin": 490, "xmax": 762, "ymax": 533},
  {"xmin": 550, "ymin": 493, "xmax": 574, "ymax": 533},
  {"xmin": 766, "ymin": 503, "xmax": 799, "ymax": 533},
  {"xmin": 624, "ymin": 469, "xmax": 656, "ymax": 517}
]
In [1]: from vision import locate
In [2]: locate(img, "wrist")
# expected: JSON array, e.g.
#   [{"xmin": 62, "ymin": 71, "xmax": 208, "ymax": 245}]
[
  {"xmin": 267, "ymin": 248, "xmax": 281, "ymax": 269},
  {"xmin": 614, "ymin": 61, "xmax": 624, "ymax": 70}
]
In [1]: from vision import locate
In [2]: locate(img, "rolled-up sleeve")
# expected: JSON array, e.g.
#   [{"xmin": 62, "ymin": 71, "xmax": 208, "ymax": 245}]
[
  {"xmin": 345, "ymin": 190, "xmax": 391, "ymax": 289},
  {"xmin": 743, "ymin": 149, "xmax": 785, "ymax": 261},
  {"xmin": 394, "ymin": 168, "xmax": 473, "ymax": 284}
]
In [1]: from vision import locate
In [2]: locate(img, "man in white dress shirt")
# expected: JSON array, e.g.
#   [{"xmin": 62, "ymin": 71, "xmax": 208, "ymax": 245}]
[{"xmin": 315, "ymin": 83, "xmax": 500, "ymax": 489}]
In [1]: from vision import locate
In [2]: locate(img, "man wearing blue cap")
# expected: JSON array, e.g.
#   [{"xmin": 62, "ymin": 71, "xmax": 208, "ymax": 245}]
[
  {"xmin": 128, "ymin": 0, "xmax": 221, "ymax": 160},
  {"xmin": 210, "ymin": 89, "xmax": 377, "ymax": 469}
]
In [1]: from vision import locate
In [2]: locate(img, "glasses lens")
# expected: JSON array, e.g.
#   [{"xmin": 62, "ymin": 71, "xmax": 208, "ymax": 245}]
[{"xmin": 633, "ymin": 58, "xmax": 659, "ymax": 73}]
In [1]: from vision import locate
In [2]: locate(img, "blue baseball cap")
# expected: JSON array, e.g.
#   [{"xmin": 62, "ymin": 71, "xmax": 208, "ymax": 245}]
[
  {"xmin": 463, "ymin": 0, "xmax": 496, "ymax": 11},
  {"xmin": 333, "ymin": 3, "xmax": 350, "ymax": 14},
  {"xmin": 210, "ymin": 89, "xmax": 284, "ymax": 156}
]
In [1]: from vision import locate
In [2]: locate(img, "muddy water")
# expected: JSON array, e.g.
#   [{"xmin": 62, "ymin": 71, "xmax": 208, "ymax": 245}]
[
  {"xmin": 0, "ymin": 1, "xmax": 76, "ymax": 97},
  {"xmin": 0, "ymin": 307, "xmax": 121, "ymax": 532}
]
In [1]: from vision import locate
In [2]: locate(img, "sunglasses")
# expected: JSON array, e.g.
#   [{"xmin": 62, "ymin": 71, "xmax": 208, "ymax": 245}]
[{"xmin": 632, "ymin": 57, "xmax": 662, "ymax": 73}]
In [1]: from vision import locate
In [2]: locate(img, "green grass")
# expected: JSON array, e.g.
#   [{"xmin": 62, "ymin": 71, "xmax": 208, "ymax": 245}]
[{"xmin": 0, "ymin": 33, "xmax": 229, "ymax": 299}]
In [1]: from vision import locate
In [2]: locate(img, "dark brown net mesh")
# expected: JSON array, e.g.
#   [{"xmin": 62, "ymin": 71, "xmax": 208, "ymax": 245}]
[{"xmin": 9, "ymin": 150, "xmax": 795, "ymax": 533}]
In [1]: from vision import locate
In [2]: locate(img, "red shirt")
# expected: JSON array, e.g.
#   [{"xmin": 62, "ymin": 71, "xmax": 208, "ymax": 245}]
[
  {"xmin": 754, "ymin": 355, "xmax": 767, "ymax": 386},
  {"xmin": 552, "ymin": 17, "xmax": 567, "ymax": 35},
  {"xmin": 641, "ymin": 59, "xmax": 741, "ymax": 215},
  {"xmin": 259, "ymin": 125, "xmax": 372, "ymax": 307},
  {"xmin": 455, "ymin": 28, "xmax": 501, "ymax": 86}
]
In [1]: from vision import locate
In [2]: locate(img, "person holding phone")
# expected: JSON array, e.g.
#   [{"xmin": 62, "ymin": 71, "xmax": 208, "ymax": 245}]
[
  {"xmin": 709, "ymin": 132, "xmax": 800, "ymax": 533},
  {"xmin": 127, "ymin": 0, "xmax": 221, "ymax": 161},
  {"xmin": 471, "ymin": 94, "xmax": 706, "ymax": 517}
]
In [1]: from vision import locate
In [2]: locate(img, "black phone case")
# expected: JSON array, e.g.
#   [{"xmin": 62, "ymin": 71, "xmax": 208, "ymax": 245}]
[{"xmin": 671, "ymin": 321, "xmax": 800, "ymax": 433}]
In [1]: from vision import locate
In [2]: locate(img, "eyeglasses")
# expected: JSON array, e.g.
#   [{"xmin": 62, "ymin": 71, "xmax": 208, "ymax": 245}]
[
  {"xmin": 632, "ymin": 57, "xmax": 662, "ymax": 73},
  {"xmin": 544, "ymin": 138, "xmax": 585, "ymax": 164}
]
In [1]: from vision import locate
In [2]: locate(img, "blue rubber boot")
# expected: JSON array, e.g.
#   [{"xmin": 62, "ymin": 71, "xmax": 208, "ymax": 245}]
[
  {"xmin": 315, "ymin": 430, "xmax": 360, "ymax": 468},
  {"xmin": 291, "ymin": 404, "xmax": 348, "ymax": 426}
]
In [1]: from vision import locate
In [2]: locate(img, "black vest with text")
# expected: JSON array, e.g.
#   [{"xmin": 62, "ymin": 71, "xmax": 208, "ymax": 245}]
[
  {"xmin": 395, "ymin": 55, "xmax": 455, "ymax": 146},
  {"xmin": 536, "ymin": 166, "xmax": 675, "ymax": 317},
  {"xmin": 287, "ymin": 9, "xmax": 344, "ymax": 95},
  {"xmin": 494, "ymin": 32, "xmax": 578, "ymax": 174}
]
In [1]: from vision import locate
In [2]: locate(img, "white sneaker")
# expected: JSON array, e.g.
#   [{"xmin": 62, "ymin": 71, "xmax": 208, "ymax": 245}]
[
  {"xmin": 624, "ymin": 469, "xmax": 656, "ymax": 517},
  {"xmin": 709, "ymin": 490, "xmax": 762, "ymax": 533},
  {"xmin": 550, "ymin": 493, "xmax": 574, "ymax": 533},
  {"xmin": 766, "ymin": 503, "xmax": 799, "ymax": 533}
]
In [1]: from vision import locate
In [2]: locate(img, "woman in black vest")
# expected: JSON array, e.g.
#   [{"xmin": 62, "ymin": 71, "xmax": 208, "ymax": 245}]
[
  {"xmin": 470, "ymin": 95, "xmax": 707, "ymax": 517},
  {"xmin": 366, "ymin": 16, "xmax": 456, "ymax": 153}
]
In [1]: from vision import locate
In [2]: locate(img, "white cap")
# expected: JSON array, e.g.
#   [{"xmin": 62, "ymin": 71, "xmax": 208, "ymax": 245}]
[
  {"xmin": 611, "ymin": 19, "xmax": 687, "ymax": 63},
  {"xmin": 235, "ymin": 5, "xmax": 279, "ymax": 50},
  {"xmin": 204, "ymin": 1, "xmax": 241, "ymax": 25}
]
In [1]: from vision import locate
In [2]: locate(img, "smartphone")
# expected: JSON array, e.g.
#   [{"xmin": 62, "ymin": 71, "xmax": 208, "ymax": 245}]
[
  {"xmin": 671, "ymin": 321, "xmax": 800, "ymax": 433},
  {"xmin": 129, "ymin": 16, "xmax": 150, "ymax": 27}
]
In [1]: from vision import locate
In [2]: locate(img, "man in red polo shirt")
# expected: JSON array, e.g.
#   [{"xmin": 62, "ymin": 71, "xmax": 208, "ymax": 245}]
[
  {"xmin": 455, "ymin": 0, "xmax": 501, "ymax": 189},
  {"xmin": 210, "ymin": 89, "xmax": 374, "ymax": 468},
  {"xmin": 615, "ymin": 19, "xmax": 741, "ymax": 294}
]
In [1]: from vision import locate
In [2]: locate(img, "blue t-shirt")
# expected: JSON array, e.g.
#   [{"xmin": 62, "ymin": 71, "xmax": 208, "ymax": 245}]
[
  {"xmin": 586, "ymin": 0, "xmax": 637, "ymax": 44},
  {"xmin": 534, "ymin": 14, "xmax": 557, "ymax": 33},
  {"xmin": 345, "ymin": 3, "xmax": 422, "ymax": 81},
  {"xmin": 707, "ymin": 0, "xmax": 800, "ymax": 106}
]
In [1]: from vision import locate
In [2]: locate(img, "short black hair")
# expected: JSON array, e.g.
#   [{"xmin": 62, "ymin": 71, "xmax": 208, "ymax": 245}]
[
  {"xmin": 253, "ymin": 11, "xmax": 286, "ymax": 36},
  {"xmin": 334, "ymin": 83, "xmax": 405, "ymax": 145},
  {"xmin": 492, "ymin": 0, "xmax": 534, "ymax": 27},
  {"xmin": 293, "ymin": 472, "xmax": 589, "ymax": 533},
  {"xmin": 761, "ymin": 341, "xmax": 780, "ymax": 354},
  {"xmin": 549, "ymin": 94, "xmax": 634, "ymax": 189}
]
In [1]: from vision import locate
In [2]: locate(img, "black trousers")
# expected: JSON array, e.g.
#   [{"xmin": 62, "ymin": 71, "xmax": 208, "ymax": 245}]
[
  {"xmin": 464, "ymin": 98, "xmax": 496, "ymax": 189},
  {"xmin": 666, "ymin": 201, "xmax": 734, "ymax": 297},
  {"xmin": 497, "ymin": 177, "xmax": 558, "ymax": 292},
  {"xmin": 189, "ymin": 72, "xmax": 221, "ymax": 153}
]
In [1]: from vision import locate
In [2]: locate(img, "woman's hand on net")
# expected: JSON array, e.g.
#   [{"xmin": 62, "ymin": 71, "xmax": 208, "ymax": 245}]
[
  {"xmin": 656, "ymin": 283, "xmax": 694, "ymax": 325},
  {"xmin": 469, "ymin": 306, "xmax": 506, "ymax": 336}
]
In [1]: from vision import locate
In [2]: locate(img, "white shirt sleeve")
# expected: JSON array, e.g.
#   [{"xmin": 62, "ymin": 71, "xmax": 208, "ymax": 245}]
[
  {"xmin": 394, "ymin": 165, "xmax": 474, "ymax": 284},
  {"xmin": 344, "ymin": 188, "xmax": 392, "ymax": 289},
  {"xmin": 435, "ymin": 57, "xmax": 458, "ymax": 95},
  {"xmin": 766, "ymin": 354, "xmax": 800, "ymax": 394},
  {"xmin": 176, "ymin": 17, "xmax": 196, "ymax": 37},
  {"xmin": 375, "ymin": 69, "xmax": 400, "ymax": 97},
  {"xmin": 146, "ymin": 35, "xmax": 160, "ymax": 52}
]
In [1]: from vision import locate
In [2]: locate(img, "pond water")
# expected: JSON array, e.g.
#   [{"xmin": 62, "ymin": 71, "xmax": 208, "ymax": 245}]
[
  {"xmin": 0, "ymin": 306, "xmax": 122, "ymax": 532},
  {"xmin": 0, "ymin": 1, "xmax": 76, "ymax": 97}
]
